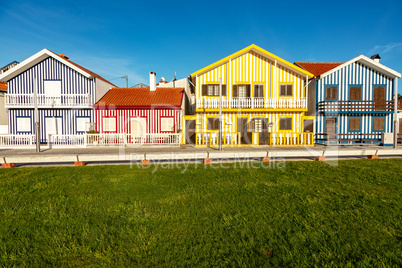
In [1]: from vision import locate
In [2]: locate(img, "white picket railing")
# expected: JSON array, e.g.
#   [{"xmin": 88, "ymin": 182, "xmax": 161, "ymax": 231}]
[
  {"xmin": 196, "ymin": 97, "xmax": 307, "ymax": 109},
  {"xmin": 48, "ymin": 134, "xmax": 86, "ymax": 148},
  {"xmin": 0, "ymin": 134, "xmax": 35, "ymax": 149},
  {"xmin": 86, "ymin": 133, "xmax": 126, "ymax": 146},
  {"xmin": 87, "ymin": 133, "xmax": 181, "ymax": 146},
  {"xmin": 5, "ymin": 94, "xmax": 92, "ymax": 108}
]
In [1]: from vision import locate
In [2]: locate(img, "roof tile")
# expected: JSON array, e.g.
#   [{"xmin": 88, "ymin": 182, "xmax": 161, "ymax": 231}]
[
  {"xmin": 0, "ymin": 81, "xmax": 7, "ymax": 91},
  {"xmin": 94, "ymin": 87, "xmax": 184, "ymax": 109},
  {"xmin": 294, "ymin": 62, "xmax": 343, "ymax": 77}
]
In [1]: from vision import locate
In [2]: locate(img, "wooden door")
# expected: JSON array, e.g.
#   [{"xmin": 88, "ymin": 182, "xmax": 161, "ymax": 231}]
[
  {"xmin": 237, "ymin": 118, "xmax": 248, "ymax": 144},
  {"xmin": 398, "ymin": 119, "xmax": 402, "ymax": 144},
  {"xmin": 374, "ymin": 86, "xmax": 385, "ymax": 110},
  {"xmin": 325, "ymin": 118, "xmax": 336, "ymax": 140},
  {"xmin": 186, "ymin": 120, "xmax": 195, "ymax": 144}
]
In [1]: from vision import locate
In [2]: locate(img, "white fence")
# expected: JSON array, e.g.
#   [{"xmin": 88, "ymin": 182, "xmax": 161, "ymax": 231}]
[
  {"xmin": 5, "ymin": 94, "xmax": 92, "ymax": 108},
  {"xmin": 0, "ymin": 133, "xmax": 181, "ymax": 149},
  {"xmin": 196, "ymin": 97, "xmax": 307, "ymax": 109},
  {"xmin": 0, "ymin": 134, "xmax": 36, "ymax": 149}
]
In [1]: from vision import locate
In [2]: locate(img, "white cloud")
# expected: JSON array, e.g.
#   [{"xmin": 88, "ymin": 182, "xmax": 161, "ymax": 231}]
[
  {"xmin": 69, "ymin": 54, "xmax": 147, "ymax": 88},
  {"xmin": 367, "ymin": 42, "xmax": 402, "ymax": 55}
]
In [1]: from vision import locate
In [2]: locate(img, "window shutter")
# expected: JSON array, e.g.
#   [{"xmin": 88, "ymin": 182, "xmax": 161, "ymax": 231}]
[
  {"xmin": 260, "ymin": 85, "xmax": 264, "ymax": 98},
  {"xmin": 349, "ymin": 118, "xmax": 361, "ymax": 131},
  {"xmin": 207, "ymin": 118, "xmax": 213, "ymax": 130},
  {"xmin": 247, "ymin": 119, "xmax": 255, "ymax": 132},
  {"xmin": 262, "ymin": 118, "xmax": 269, "ymax": 132},
  {"xmin": 202, "ymin": 84, "xmax": 208, "ymax": 96},
  {"xmin": 280, "ymin": 85, "xmax": 285, "ymax": 96},
  {"xmin": 214, "ymin": 119, "xmax": 219, "ymax": 130},
  {"xmin": 222, "ymin": 85, "xmax": 226, "ymax": 96},
  {"xmin": 246, "ymin": 84, "xmax": 251, "ymax": 97},
  {"xmin": 233, "ymin": 85, "xmax": 238, "ymax": 97},
  {"xmin": 254, "ymin": 85, "xmax": 259, "ymax": 98},
  {"xmin": 373, "ymin": 118, "xmax": 384, "ymax": 131}
]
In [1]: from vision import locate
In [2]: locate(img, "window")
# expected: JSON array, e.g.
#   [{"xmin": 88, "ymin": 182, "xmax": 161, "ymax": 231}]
[
  {"xmin": 280, "ymin": 85, "xmax": 292, "ymax": 97},
  {"xmin": 207, "ymin": 118, "xmax": 219, "ymax": 130},
  {"xmin": 279, "ymin": 118, "xmax": 292, "ymax": 130},
  {"xmin": 77, "ymin": 117, "xmax": 90, "ymax": 132},
  {"xmin": 103, "ymin": 118, "xmax": 116, "ymax": 132},
  {"xmin": 349, "ymin": 86, "xmax": 362, "ymax": 100},
  {"xmin": 349, "ymin": 118, "xmax": 361, "ymax": 131},
  {"xmin": 325, "ymin": 86, "xmax": 337, "ymax": 100},
  {"xmin": 254, "ymin": 85, "xmax": 264, "ymax": 98},
  {"xmin": 373, "ymin": 118, "xmax": 385, "ymax": 131},
  {"xmin": 254, "ymin": 119, "xmax": 262, "ymax": 132},
  {"xmin": 44, "ymin": 80, "xmax": 61, "ymax": 96},
  {"xmin": 232, "ymin": 85, "xmax": 250, "ymax": 98},
  {"xmin": 202, "ymin": 84, "xmax": 226, "ymax": 96},
  {"xmin": 161, "ymin": 117, "xmax": 174, "ymax": 132},
  {"xmin": 17, "ymin": 117, "xmax": 31, "ymax": 132},
  {"xmin": 238, "ymin": 85, "xmax": 247, "ymax": 98},
  {"xmin": 45, "ymin": 117, "xmax": 62, "ymax": 135}
]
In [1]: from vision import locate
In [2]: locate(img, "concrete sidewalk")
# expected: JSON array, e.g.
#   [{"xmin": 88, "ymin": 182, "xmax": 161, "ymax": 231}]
[{"xmin": 0, "ymin": 144, "xmax": 397, "ymax": 157}]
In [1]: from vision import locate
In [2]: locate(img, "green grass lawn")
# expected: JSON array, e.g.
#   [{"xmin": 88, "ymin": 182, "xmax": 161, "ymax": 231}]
[{"xmin": 0, "ymin": 159, "xmax": 401, "ymax": 267}]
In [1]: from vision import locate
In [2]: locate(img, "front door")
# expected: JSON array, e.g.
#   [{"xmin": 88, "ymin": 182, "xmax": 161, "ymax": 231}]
[
  {"xmin": 398, "ymin": 119, "xmax": 402, "ymax": 144},
  {"xmin": 374, "ymin": 86, "xmax": 385, "ymax": 111},
  {"xmin": 45, "ymin": 117, "xmax": 62, "ymax": 141},
  {"xmin": 325, "ymin": 118, "xmax": 336, "ymax": 140},
  {"xmin": 304, "ymin": 119, "xmax": 314, "ymax": 133},
  {"xmin": 186, "ymin": 120, "xmax": 195, "ymax": 144},
  {"xmin": 237, "ymin": 118, "xmax": 248, "ymax": 144},
  {"xmin": 131, "ymin": 118, "xmax": 146, "ymax": 142}
]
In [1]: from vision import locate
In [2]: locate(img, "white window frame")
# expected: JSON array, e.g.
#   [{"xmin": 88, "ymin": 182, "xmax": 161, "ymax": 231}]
[
  {"xmin": 103, "ymin": 117, "xmax": 116, "ymax": 132},
  {"xmin": 45, "ymin": 117, "xmax": 63, "ymax": 136},
  {"xmin": 161, "ymin": 117, "xmax": 174, "ymax": 132},
  {"xmin": 77, "ymin": 117, "xmax": 90, "ymax": 132},
  {"xmin": 17, "ymin": 117, "xmax": 31, "ymax": 132}
]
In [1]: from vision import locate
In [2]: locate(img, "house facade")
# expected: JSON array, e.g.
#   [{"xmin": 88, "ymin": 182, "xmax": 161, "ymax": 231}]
[
  {"xmin": 296, "ymin": 55, "xmax": 401, "ymax": 145},
  {"xmin": 0, "ymin": 82, "xmax": 8, "ymax": 134},
  {"xmin": 94, "ymin": 72, "xmax": 184, "ymax": 144},
  {"xmin": 183, "ymin": 44, "xmax": 315, "ymax": 147},
  {"xmin": 0, "ymin": 49, "xmax": 115, "ymax": 143}
]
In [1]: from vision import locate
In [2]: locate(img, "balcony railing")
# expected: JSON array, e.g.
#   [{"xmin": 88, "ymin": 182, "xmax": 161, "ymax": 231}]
[
  {"xmin": 318, "ymin": 100, "xmax": 394, "ymax": 113},
  {"xmin": 196, "ymin": 97, "xmax": 307, "ymax": 109},
  {"xmin": 5, "ymin": 94, "xmax": 93, "ymax": 108}
]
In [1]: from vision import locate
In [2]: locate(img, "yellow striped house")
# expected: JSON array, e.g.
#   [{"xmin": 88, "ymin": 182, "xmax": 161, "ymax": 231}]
[{"xmin": 183, "ymin": 44, "xmax": 315, "ymax": 147}]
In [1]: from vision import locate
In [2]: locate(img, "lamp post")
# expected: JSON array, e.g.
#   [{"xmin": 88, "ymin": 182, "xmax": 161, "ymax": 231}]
[
  {"xmin": 219, "ymin": 78, "xmax": 222, "ymax": 151},
  {"xmin": 34, "ymin": 77, "xmax": 40, "ymax": 153}
]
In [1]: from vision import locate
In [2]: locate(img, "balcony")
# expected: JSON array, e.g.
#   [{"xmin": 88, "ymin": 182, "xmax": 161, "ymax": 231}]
[
  {"xmin": 196, "ymin": 97, "xmax": 307, "ymax": 110},
  {"xmin": 5, "ymin": 94, "xmax": 93, "ymax": 108},
  {"xmin": 318, "ymin": 100, "xmax": 394, "ymax": 113}
]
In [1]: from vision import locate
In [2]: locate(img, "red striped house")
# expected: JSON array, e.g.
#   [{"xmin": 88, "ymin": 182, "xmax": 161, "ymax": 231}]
[{"xmin": 94, "ymin": 86, "xmax": 184, "ymax": 137}]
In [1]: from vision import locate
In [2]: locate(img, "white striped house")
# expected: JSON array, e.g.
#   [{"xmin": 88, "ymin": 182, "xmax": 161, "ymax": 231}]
[
  {"xmin": 296, "ymin": 55, "xmax": 401, "ymax": 145},
  {"xmin": 0, "ymin": 49, "xmax": 115, "ymax": 142}
]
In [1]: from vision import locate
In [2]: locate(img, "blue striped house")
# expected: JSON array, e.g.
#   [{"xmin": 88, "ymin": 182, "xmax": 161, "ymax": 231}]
[
  {"xmin": 0, "ymin": 49, "xmax": 115, "ymax": 142},
  {"xmin": 296, "ymin": 55, "xmax": 401, "ymax": 145}
]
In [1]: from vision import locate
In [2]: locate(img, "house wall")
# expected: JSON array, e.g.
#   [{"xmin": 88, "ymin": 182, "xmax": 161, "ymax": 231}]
[
  {"xmin": 95, "ymin": 108, "xmax": 182, "ymax": 134},
  {"xmin": 9, "ymin": 109, "xmax": 93, "ymax": 142},
  {"xmin": 195, "ymin": 51, "xmax": 306, "ymax": 100},
  {"xmin": 6, "ymin": 57, "xmax": 99, "ymax": 140},
  {"xmin": 7, "ymin": 57, "xmax": 95, "ymax": 96},
  {"xmin": 315, "ymin": 61, "xmax": 395, "ymax": 140},
  {"xmin": 95, "ymin": 78, "xmax": 114, "ymax": 103},
  {"xmin": 0, "ymin": 91, "xmax": 8, "ymax": 133}
]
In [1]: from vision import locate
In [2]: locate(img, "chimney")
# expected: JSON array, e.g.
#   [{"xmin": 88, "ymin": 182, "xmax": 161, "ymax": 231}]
[
  {"xmin": 150, "ymin": 71, "xmax": 156, "ymax": 91},
  {"xmin": 370, "ymin": 54, "xmax": 381, "ymax": 63},
  {"xmin": 59, "ymin": 53, "xmax": 69, "ymax": 60}
]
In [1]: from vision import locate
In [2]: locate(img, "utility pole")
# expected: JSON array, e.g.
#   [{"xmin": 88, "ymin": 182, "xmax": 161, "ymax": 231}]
[
  {"xmin": 219, "ymin": 78, "xmax": 222, "ymax": 151},
  {"xmin": 34, "ymin": 77, "xmax": 40, "ymax": 153},
  {"xmin": 123, "ymin": 75, "xmax": 128, "ymax": 88}
]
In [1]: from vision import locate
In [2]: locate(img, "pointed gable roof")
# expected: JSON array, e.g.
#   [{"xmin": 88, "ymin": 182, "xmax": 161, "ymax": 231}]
[
  {"xmin": 94, "ymin": 87, "xmax": 184, "ymax": 109},
  {"xmin": 190, "ymin": 44, "xmax": 314, "ymax": 78},
  {"xmin": 299, "ymin": 55, "xmax": 401, "ymax": 80},
  {"xmin": 294, "ymin": 62, "xmax": 343, "ymax": 78},
  {"xmin": 0, "ymin": 49, "xmax": 116, "ymax": 87}
]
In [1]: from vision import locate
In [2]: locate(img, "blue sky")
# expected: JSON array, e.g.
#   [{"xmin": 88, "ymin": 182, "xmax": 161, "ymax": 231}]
[{"xmin": 1, "ymin": 0, "xmax": 402, "ymax": 92}]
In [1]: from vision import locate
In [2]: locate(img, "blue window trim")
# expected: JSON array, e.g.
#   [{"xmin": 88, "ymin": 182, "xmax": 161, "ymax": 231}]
[
  {"xmin": 348, "ymin": 84, "xmax": 363, "ymax": 101},
  {"xmin": 372, "ymin": 115, "xmax": 386, "ymax": 133},
  {"xmin": 76, "ymin": 116, "xmax": 91, "ymax": 134},
  {"xmin": 16, "ymin": 116, "xmax": 32, "ymax": 134},
  {"xmin": 347, "ymin": 116, "xmax": 362, "ymax": 133},
  {"xmin": 324, "ymin": 84, "xmax": 338, "ymax": 101}
]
